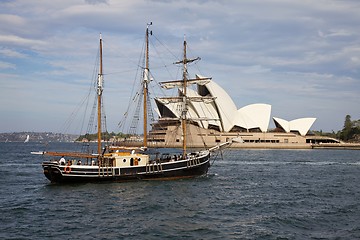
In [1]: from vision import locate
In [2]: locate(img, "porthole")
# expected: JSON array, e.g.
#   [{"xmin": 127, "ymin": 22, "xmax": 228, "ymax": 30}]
[
  {"xmin": 138, "ymin": 158, "xmax": 141, "ymax": 162},
  {"xmin": 123, "ymin": 159, "xmax": 126, "ymax": 163}
]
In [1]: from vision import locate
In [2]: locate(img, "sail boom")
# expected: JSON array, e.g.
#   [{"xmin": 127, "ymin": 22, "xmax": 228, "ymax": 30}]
[
  {"xmin": 156, "ymin": 97, "xmax": 182, "ymax": 103},
  {"xmin": 187, "ymin": 96, "xmax": 216, "ymax": 103},
  {"xmin": 157, "ymin": 96, "xmax": 216, "ymax": 104},
  {"xmin": 159, "ymin": 77, "xmax": 212, "ymax": 89},
  {"xmin": 174, "ymin": 56, "xmax": 200, "ymax": 65},
  {"xmin": 191, "ymin": 117, "xmax": 220, "ymax": 121},
  {"xmin": 39, "ymin": 151, "xmax": 99, "ymax": 158}
]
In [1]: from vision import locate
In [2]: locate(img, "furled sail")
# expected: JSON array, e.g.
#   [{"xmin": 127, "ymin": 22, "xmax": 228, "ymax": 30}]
[{"xmin": 159, "ymin": 77, "xmax": 212, "ymax": 89}]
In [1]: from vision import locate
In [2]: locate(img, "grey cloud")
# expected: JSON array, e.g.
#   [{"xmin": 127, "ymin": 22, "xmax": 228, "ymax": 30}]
[
  {"xmin": 85, "ymin": 0, "xmax": 109, "ymax": 5},
  {"xmin": 0, "ymin": 0, "xmax": 359, "ymax": 132}
]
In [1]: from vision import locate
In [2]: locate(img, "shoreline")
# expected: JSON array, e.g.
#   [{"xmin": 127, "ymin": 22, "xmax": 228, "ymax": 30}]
[
  {"xmin": 119, "ymin": 141, "xmax": 360, "ymax": 150},
  {"xmin": 5, "ymin": 141, "xmax": 359, "ymax": 150}
]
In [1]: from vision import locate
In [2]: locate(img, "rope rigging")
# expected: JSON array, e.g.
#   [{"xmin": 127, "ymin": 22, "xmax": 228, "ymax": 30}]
[{"xmin": 114, "ymin": 26, "xmax": 216, "ymax": 152}]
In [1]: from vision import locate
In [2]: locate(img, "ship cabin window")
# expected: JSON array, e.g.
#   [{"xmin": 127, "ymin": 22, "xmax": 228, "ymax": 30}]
[
  {"xmin": 130, "ymin": 158, "xmax": 134, "ymax": 166},
  {"xmin": 138, "ymin": 158, "xmax": 141, "ymax": 162},
  {"xmin": 123, "ymin": 159, "xmax": 126, "ymax": 163},
  {"xmin": 215, "ymin": 139, "xmax": 220, "ymax": 143}
]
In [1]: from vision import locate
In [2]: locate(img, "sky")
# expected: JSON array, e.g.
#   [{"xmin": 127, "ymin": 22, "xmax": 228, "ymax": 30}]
[{"xmin": 1, "ymin": 0, "xmax": 360, "ymax": 134}]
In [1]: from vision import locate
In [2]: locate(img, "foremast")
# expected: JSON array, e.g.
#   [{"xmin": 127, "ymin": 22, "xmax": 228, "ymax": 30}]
[
  {"xmin": 34, "ymin": 34, "xmax": 104, "ymax": 160},
  {"xmin": 143, "ymin": 22, "xmax": 152, "ymax": 149},
  {"xmin": 97, "ymin": 34, "xmax": 104, "ymax": 155}
]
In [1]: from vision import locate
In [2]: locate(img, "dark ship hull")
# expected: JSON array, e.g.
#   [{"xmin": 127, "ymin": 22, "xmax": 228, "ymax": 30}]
[{"xmin": 42, "ymin": 152, "xmax": 210, "ymax": 183}]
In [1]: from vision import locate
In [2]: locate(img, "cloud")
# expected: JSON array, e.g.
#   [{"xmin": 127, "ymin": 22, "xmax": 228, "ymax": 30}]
[
  {"xmin": 0, "ymin": 0, "xmax": 359, "ymax": 133},
  {"xmin": 0, "ymin": 13, "xmax": 26, "ymax": 26},
  {"xmin": 0, "ymin": 48, "xmax": 27, "ymax": 58},
  {"xmin": 85, "ymin": 0, "xmax": 109, "ymax": 5},
  {"xmin": 318, "ymin": 29, "xmax": 355, "ymax": 38},
  {"xmin": 0, "ymin": 34, "xmax": 46, "ymax": 48},
  {"xmin": 0, "ymin": 61, "xmax": 16, "ymax": 69}
]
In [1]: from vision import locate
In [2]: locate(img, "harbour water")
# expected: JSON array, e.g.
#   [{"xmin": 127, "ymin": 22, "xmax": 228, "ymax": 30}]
[{"xmin": 1, "ymin": 142, "xmax": 360, "ymax": 239}]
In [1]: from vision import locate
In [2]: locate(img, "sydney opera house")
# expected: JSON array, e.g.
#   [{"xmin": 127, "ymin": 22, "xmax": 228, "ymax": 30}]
[{"xmin": 147, "ymin": 75, "xmax": 338, "ymax": 148}]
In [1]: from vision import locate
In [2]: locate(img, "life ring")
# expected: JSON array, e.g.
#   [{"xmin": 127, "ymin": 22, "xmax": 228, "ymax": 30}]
[{"xmin": 64, "ymin": 166, "xmax": 71, "ymax": 174}]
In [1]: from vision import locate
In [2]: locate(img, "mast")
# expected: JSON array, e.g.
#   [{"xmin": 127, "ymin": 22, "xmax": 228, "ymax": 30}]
[
  {"xmin": 97, "ymin": 34, "xmax": 103, "ymax": 155},
  {"xmin": 174, "ymin": 36, "xmax": 200, "ymax": 158},
  {"xmin": 181, "ymin": 38, "xmax": 188, "ymax": 157},
  {"xmin": 143, "ymin": 22, "xmax": 152, "ymax": 148}
]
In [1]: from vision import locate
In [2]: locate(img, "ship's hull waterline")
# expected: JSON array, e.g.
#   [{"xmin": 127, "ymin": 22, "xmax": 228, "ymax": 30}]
[{"xmin": 42, "ymin": 153, "xmax": 210, "ymax": 183}]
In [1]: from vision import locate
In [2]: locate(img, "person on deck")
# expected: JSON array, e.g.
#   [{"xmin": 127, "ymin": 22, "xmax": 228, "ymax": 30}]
[{"xmin": 59, "ymin": 156, "xmax": 66, "ymax": 165}]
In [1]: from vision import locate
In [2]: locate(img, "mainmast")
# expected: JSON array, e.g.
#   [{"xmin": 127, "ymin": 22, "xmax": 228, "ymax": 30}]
[
  {"xmin": 97, "ymin": 34, "xmax": 103, "ymax": 155},
  {"xmin": 181, "ymin": 38, "xmax": 188, "ymax": 157},
  {"xmin": 143, "ymin": 22, "xmax": 152, "ymax": 148}
]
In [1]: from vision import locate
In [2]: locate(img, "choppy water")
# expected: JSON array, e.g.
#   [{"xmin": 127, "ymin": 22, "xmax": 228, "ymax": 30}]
[{"xmin": 1, "ymin": 142, "xmax": 360, "ymax": 239}]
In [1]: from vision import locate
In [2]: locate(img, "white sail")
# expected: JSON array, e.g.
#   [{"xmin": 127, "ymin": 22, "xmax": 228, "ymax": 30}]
[{"xmin": 24, "ymin": 135, "xmax": 29, "ymax": 143}]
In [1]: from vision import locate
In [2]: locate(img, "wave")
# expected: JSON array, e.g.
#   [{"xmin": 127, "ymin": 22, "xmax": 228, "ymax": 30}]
[{"xmin": 216, "ymin": 160, "xmax": 360, "ymax": 166}]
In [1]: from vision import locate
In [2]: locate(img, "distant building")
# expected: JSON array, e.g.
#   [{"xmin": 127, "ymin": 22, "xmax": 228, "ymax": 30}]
[{"xmin": 148, "ymin": 76, "xmax": 338, "ymax": 148}]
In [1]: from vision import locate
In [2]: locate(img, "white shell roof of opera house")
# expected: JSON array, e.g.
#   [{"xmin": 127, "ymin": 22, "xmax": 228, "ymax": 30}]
[{"xmin": 155, "ymin": 75, "xmax": 316, "ymax": 136}]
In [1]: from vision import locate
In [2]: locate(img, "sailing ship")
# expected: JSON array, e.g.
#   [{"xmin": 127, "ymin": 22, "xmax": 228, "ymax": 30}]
[
  {"xmin": 24, "ymin": 135, "xmax": 30, "ymax": 143},
  {"xmin": 34, "ymin": 24, "xmax": 232, "ymax": 183}
]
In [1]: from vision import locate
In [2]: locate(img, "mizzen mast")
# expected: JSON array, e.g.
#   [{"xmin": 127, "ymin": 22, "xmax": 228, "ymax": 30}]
[
  {"xmin": 97, "ymin": 34, "xmax": 104, "ymax": 155},
  {"xmin": 174, "ymin": 36, "xmax": 200, "ymax": 158}
]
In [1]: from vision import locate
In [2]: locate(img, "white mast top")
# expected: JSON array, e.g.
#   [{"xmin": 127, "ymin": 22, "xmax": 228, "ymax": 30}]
[{"xmin": 97, "ymin": 33, "xmax": 103, "ymax": 96}]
